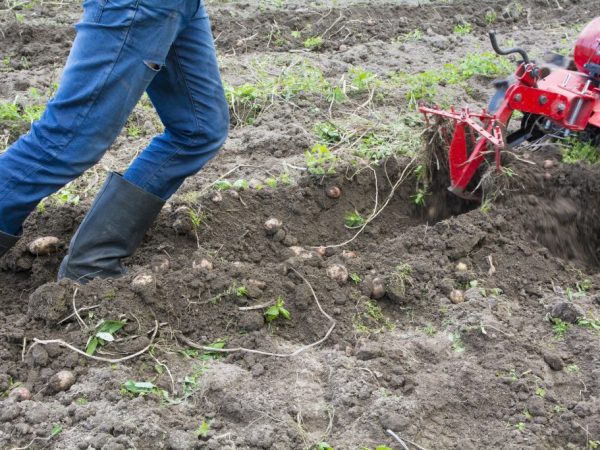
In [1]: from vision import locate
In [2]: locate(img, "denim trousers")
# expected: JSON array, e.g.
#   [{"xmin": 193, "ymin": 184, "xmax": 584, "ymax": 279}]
[{"xmin": 0, "ymin": 0, "xmax": 229, "ymax": 236}]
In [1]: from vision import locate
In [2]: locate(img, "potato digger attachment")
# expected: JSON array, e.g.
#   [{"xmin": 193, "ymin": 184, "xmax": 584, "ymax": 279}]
[{"xmin": 419, "ymin": 17, "xmax": 600, "ymax": 200}]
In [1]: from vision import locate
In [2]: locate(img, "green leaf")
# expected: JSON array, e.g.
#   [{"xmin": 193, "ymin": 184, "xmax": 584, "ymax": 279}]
[
  {"xmin": 51, "ymin": 424, "xmax": 63, "ymax": 437},
  {"xmin": 98, "ymin": 320, "xmax": 126, "ymax": 334},
  {"xmin": 206, "ymin": 340, "xmax": 226, "ymax": 350},
  {"xmin": 317, "ymin": 443, "xmax": 334, "ymax": 450},
  {"xmin": 95, "ymin": 332, "xmax": 115, "ymax": 342},
  {"xmin": 265, "ymin": 306, "xmax": 279, "ymax": 322},
  {"xmin": 86, "ymin": 337, "xmax": 99, "ymax": 356},
  {"xmin": 123, "ymin": 380, "xmax": 157, "ymax": 395},
  {"xmin": 195, "ymin": 420, "xmax": 211, "ymax": 437},
  {"xmin": 280, "ymin": 307, "xmax": 291, "ymax": 320},
  {"xmin": 233, "ymin": 179, "xmax": 248, "ymax": 190}
]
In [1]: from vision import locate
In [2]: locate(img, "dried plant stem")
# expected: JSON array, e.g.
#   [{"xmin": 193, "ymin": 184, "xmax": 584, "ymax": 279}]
[
  {"xmin": 178, "ymin": 268, "xmax": 335, "ymax": 358},
  {"xmin": 315, "ymin": 157, "xmax": 417, "ymax": 249},
  {"xmin": 26, "ymin": 321, "xmax": 159, "ymax": 364}
]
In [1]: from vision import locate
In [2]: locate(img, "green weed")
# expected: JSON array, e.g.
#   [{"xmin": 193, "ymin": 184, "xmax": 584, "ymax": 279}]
[
  {"xmin": 189, "ymin": 210, "xmax": 207, "ymax": 229},
  {"xmin": 52, "ymin": 187, "xmax": 80, "ymax": 205},
  {"xmin": 451, "ymin": 331, "xmax": 465, "ymax": 353},
  {"xmin": 551, "ymin": 317, "xmax": 570, "ymax": 339},
  {"xmin": 194, "ymin": 420, "xmax": 211, "ymax": 438},
  {"xmin": 349, "ymin": 67, "xmax": 378, "ymax": 93},
  {"xmin": 314, "ymin": 121, "xmax": 343, "ymax": 143},
  {"xmin": 264, "ymin": 297, "xmax": 291, "ymax": 323},
  {"xmin": 412, "ymin": 188, "xmax": 429, "ymax": 206},
  {"xmin": 394, "ymin": 29, "xmax": 423, "ymax": 43},
  {"xmin": 316, "ymin": 443, "xmax": 334, "ymax": 450},
  {"xmin": 562, "ymin": 137, "xmax": 600, "ymax": 164},
  {"xmin": 393, "ymin": 51, "xmax": 512, "ymax": 106},
  {"xmin": 304, "ymin": 36, "xmax": 323, "ymax": 50},
  {"xmin": 344, "ymin": 211, "xmax": 365, "ymax": 228},
  {"xmin": 454, "ymin": 23, "xmax": 473, "ymax": 35},
  {"xmin": 353, "ymin": 299, "xmax": 394, "ymax": 335},
  {"xmin": 423, "ymin": 323, "xmax": 436, "ymax": 336},
  {"xmin": 306, "ymin": 144, "xmax": 337, "ymax": 175},
  {"xmin": 578, "ymin": 317, "xmax": 600, "ymax": 333},
  {"xmin": 565, "ymin": 364, "xmax": 580, "ymax": 374},
  {"xmin": 535, "ymin": 387, "xmax": 546, "ymax": 398},
  {"xmin": 86, "ymin": 320, "xmax": 127, "ymax": 356},
  {"xmin": 485, "ymin": 10, "xmax": 497, "ymax": 25}
]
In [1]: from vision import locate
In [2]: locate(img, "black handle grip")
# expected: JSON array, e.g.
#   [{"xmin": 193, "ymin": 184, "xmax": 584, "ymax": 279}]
[{"xmin": 489, "ymin": 31, "xmax": 530, "ymax": 64}]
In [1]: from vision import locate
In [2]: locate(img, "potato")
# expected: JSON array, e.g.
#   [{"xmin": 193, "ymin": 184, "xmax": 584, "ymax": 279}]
[
  {"xmin": 9, "ymin": 386, "xmax": 32, "ymax": 402},
  {"xmin": 49, "ymin": 370, "xmax": 76, "ymax": 393},
  {"xmin": 326, "ymin": 186, "xmax": 342, "ymax": 199},
  {"xmin": 450, "ymin": 289, "xmax": 465, "ymax": 304},
  {"xmin": 28, "ymin": 236, "xmax": 61, "ymax": 256},
  {"xmin": 264, "ymin": 218, "xmax": 283, "ymax": 235},
  {"xmin": 326, "ymin": 264, "xmax": 349, "ymax": 284},
  {"xmin": 371, "ymin": 277, "xmax": 386, "ymax": 299},
  {"xmin": 192, "ymin": 258, "xmax": 213, "ymax": 271},
  {"xmin": 456, "ymin": 262, "xmax": 468, "ymax": 272}
]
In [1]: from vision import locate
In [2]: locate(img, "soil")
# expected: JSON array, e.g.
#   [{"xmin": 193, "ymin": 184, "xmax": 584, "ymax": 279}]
[{"xmin": 1, "ymin": 1, "xmax": 600, "ymax": 449}]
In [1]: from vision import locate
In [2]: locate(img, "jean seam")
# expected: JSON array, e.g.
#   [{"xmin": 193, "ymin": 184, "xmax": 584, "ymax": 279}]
[
  {"xmin": 136, "ymin": 139, "xmax": 185, "ymax": 196},
  {"xmin": 0, "ymin": 1, "xmax": 141, "ymax": 204},
  {"xmin": 172, "ymin": 43, "xmax": 202, "ymax": 138},
  {"xmin": 135, "ymin": 43, "xmax": 206, "ymax": 194}
]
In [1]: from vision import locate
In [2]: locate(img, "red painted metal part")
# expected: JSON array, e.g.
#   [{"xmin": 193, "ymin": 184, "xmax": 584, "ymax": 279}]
[
  {"xmin": 419, "ymin": 17, "xmax": 600, "ymax": 197},
  {"xmin": 574, "ymin": 17, "xmax": 600, "ymax": 73}
]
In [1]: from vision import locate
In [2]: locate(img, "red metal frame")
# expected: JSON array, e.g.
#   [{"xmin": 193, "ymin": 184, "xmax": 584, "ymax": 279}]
[{"xmin": 419, "ymin": 61, "xmax": 600, "ymax": 197}]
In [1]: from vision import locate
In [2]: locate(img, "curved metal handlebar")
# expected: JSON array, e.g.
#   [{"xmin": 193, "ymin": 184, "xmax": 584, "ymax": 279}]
[{"xmin": 489, "ymin": 31, "xmax": 530, "ymax": 64}]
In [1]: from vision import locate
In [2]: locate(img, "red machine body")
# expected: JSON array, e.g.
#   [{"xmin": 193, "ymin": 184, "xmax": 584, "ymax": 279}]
[
  {"xmin": 574, "ymin": 17, "xmax": 600, "ymax": 72},
  {"xmin": 420, "ymin": 18, "xmax": 600, "ymax": 199}
]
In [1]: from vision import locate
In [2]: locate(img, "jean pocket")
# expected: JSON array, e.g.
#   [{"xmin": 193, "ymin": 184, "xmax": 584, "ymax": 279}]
[{"xmin": 82, "ymin": 0, "xmax": 139, "ymax": 26}]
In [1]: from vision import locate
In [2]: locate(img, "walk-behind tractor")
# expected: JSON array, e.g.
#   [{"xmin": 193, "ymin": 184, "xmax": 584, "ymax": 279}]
[{"xmin": 419, "ymin": 18, "xmax": 600, "ymax": 200}]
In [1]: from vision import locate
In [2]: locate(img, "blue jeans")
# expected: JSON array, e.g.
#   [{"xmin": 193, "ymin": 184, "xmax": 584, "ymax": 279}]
[{"xmin": 0, "ymin": 0, "xmax": 229, "ymax": 236}]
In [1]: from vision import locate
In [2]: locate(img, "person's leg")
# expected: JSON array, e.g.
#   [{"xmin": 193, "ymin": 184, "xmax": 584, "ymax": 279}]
[
  {"xmin": 123, "ymin": 2, "xmax": 229, "ymax": 200},
  {"xmin": 0, "ymin": 0, "xmax": 193, "ymax": 244},
  {"xmin": 58, "ymin": 1, "xmax": 229, "ymax": 282}
]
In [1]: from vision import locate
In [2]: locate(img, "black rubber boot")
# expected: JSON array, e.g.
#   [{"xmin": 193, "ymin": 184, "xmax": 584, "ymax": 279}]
[
  {"xmin": 0, "ymin": 230, "xmax": 20, "ymax": 258},
  {"xmin": 58, "ymin": 172, "xmax": 165, "ymax": 283}
]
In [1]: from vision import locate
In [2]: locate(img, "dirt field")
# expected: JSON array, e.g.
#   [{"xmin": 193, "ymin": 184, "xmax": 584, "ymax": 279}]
[{"xmin": 1, "ymin": 0, "xmax": 600, "ymax": 449}]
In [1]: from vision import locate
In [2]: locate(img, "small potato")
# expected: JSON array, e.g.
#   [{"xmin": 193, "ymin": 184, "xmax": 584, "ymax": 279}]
[
  {"xmin": 49, "ymin": 370, "xmax": 76, "ymax": 393},
  {"xmin": 28, "ymin": 236, "xmax": 61, "ymax": 256},
  {"xmin": 288, "ymin": 246, "xmax": 312, "ymax": 259},
  {"xmin": 132, "ymin": 273, "xmax": 155, "ymax": 289},
  {"xmin": 326, "ymin": 186, "xmax": 342, "ymax": 199},
  {"xmin": 193, "ymin": 258, "xmax": 213, "ymax": 271},
  {"xmin": 543, "ymin": 159, "xmax": 554, "ymax": 169},
  {"xmin": 131, "ymin": 273, "xmax": 156, "ymax": 297},
  {"xmin": 371, "ymin": 277, "xmax": 386, "ymax": 299},
  {"xmin": 456, "ymin": 262, "xmax": 468, "ymax": 272},
  {"xmin": 151, "ymin": 255, "xmax": 170, "ymax": 273},
  {"xmin": 450, "ymin": 289, "xmax": 465, "ymax": 304},
  {"xmin": 342, "ymin": 250, "xmax": 357, "ymax": 260},
  {"xmin": 9, "ymin": 386, "xmax": 32, "ymax": 402},
  {"xmin": 326, "ymin": 264, "xmax": 349, "ymax": 284},
  {"xmin": 264, "ymin": 218, "xmax": 283, "ymax": 235}
]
